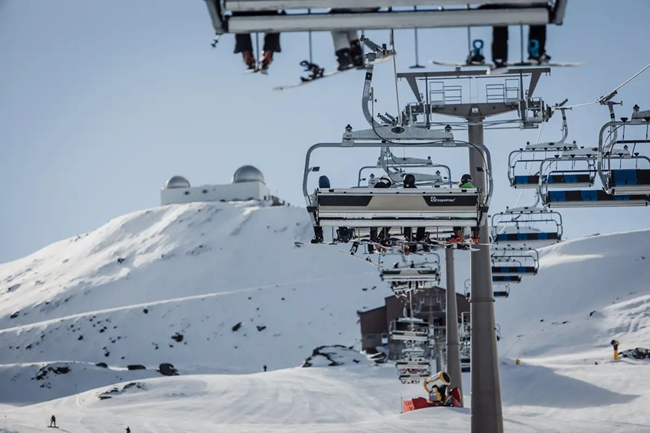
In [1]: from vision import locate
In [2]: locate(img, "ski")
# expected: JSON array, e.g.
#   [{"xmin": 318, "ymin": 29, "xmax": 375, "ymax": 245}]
[
  {"xmin": 273, "ymin": 53, "xmax": 396, "ymax": 91},
  {"xmin": 294, "ymin": 241, "xmax": 338, "ymax": 247}
]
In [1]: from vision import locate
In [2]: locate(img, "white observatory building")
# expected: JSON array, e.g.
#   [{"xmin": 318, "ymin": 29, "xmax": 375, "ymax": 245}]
[{"xmin": 161, "ymin": 165, "xmax": 273, "ymax": 206}]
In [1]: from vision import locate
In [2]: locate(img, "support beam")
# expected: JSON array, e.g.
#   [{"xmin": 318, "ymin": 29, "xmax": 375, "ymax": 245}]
[
  {"xmin": 226, "ymin": 8, "xmax": 550, "ymax": 33},
  {"xmin": 445, "ymin": 247, "xmax": 463, "ymax": 406},
  {"xmin": 469, "ymin": 119, "xmax": 503, "ymax": 433}
]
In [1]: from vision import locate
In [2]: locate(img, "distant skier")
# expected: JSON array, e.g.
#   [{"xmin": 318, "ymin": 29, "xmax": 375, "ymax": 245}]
[
  {"xmin": 263, "ymin": 364, "xmax": 267, "ymax": 372},
  {"xmin": 49, "ymin": 415, "xmax": 56, "ymax": 428},
  {"xmin": 370, "ymin": 176, "xmax": 392, "ymax": 245},
  {"xmin": 126, "ymin": 427, "xmax": 131, "ymax": 433}
]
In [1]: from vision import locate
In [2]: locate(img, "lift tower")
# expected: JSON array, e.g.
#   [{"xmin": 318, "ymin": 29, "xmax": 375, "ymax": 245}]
[{"xmin": 399, "ymin": 67, "xmax": 550, "ymax": 433}]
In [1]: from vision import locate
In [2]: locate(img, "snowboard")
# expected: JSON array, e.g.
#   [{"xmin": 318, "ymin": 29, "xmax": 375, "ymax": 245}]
[
  {"xmin": 273, "ymin": 53, "xmax": 396, "ymax": 91},
  {"xmin": 338, "ymin": 250, "xmax": 381, "ymax": 267},
  {"xmin": 430, "ymin": 59, "xmax": 584, "ymax": 75}
]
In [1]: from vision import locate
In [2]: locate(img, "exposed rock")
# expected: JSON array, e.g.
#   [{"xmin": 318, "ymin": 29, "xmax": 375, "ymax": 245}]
[{"xmin": 158, "ymin": 363, "xmax": 179, "ymax": 376}]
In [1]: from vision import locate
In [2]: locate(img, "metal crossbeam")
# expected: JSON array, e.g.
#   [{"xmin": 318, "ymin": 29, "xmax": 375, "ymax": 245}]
[
  {"xmin": 225, "ymin": 0, "xmax": 549, "ymax": 11},
  {"xmin": 226, "ymin": 8, "xmax": 550, "ymax": 33}
]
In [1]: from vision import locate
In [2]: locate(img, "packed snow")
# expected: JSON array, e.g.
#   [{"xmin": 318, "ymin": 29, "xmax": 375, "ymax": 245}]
[{"xmin": 1, "ymin": 201, "xmax": 649, "ymax": 432}]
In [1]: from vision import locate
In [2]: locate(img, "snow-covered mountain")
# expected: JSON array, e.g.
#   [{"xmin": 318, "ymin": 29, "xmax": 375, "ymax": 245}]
[
  {"xmin": 0, "ymin": 202, "xmax": 386, "ymax": 403},
  {"xmin": 1, "ymin": 201, "xmax": 650, "ymax": 432}
]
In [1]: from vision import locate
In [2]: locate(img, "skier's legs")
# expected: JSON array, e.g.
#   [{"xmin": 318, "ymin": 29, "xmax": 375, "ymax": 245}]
[
  {"xmin": 263, "ymin": 33, "xmax": 281, "ymax": 53},
  {"xmin": 234, "ymin": 34, "xmax": 253, "ymax": 53},
  {"xmin": 528, "ymin": 25, "xmax": 547, "ymax": 58},
  {"xmin": 492, "ymin": 26, "xmax": 509, "ymax": 65},
  {"xmin": 331, "ymin": 31, "xmax": 351, "ymax": 52}
]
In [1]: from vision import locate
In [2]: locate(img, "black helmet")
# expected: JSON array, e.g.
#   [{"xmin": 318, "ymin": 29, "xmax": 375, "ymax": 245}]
[
  {"xmin": 460, "ymin": 174, "xmax": 473, "ymax": 183},
  {"xmin": 403, "ymin": 173, "xmax": 416, "ymax": 187}
]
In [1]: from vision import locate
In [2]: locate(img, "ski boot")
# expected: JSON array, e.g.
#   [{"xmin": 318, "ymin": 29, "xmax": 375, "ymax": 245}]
[
  {"xmin": 242, "ymin": 51, "xmax": 256, "ymax": 70},
  {"xmin": 311, "ymin": 226, "xmax": 324, "ymax": 244},
  {"xmin": 259, "ymin": 51, "xmax": 273, "ymax": 71},
  {"xmin": 492, "ymin": 58, "xmax": 507, "ymax": 70},
  {"xmin": 335, "ymin": 48, "xmax": 354, "ymax": 71},
  {"xmin": 470, "ymin": 227, "xmax": 480, "ymax": 244},
  {"xmin": 529, "ymin": 53, "xmax": 551, "ymax": 65},
  {"xmin": 350, "ymin": 40, "xmax": 364, "ymax": 68},
  {"xmin": 336, "ymin": 227, "xmax": 353, "ymax": 243}
]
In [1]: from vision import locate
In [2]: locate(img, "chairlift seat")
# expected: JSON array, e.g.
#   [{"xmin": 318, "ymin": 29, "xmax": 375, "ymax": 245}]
[
  {"xmin": 512, "ymin": 173, "xmax": 594, "ymax": 189},
  {"xmin": 493, "ymin": 290, "xmax": 510, "ymax": 298},
  {"xmin": 491, "ymin": 266, "xmax": 537, "ymax": 276},
  {"xmin": 396, "ymin": 361, "xmax": 430, "ymax": 369},
  {"xmin": 390, "ymin": 331, "xmax": 429, "ymax": 342},
  {"xmin": 608, "ymin": 169, "xmax": 650, "ymax": 195},
  {"xmin": 381, "ymin": 268, "xmax": 440, "ymax": 282},
  {"xmin": 315, "ymin": 188, "xmax": 482, "ymax": 228},
  {"xmin": 493, "ymin": 276, "xmax": 521, "ymax": 284},
  {"xmin": 544, "ymin": 190, "xmax": 649, "ymax": 208},
  {"xmin": 495, "ymin": 232, "xmax": 560, "ymax": 243}
]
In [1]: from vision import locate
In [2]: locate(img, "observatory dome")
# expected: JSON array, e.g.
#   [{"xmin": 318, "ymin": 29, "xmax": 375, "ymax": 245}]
[
  {"xmin": 164, "ymin": 175, "xmax": 191, "ymax": 189},
  {"xmin": 232, "ymin": 165, "xmax": 265, "ymax": 184}
]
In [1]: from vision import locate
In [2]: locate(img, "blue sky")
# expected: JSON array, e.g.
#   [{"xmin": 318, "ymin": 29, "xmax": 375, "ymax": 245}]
[{"xmin": 1, "ymin": 0, "xmax": 649, "ymax": 263}]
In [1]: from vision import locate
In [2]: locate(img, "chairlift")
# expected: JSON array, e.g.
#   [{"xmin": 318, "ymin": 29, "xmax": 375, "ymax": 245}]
[
  {"xmin": 205, "ymin": 1, "xmax": 567, "ymax": 35},
  {"xmin": 493, "ymin": 286, "xmax": 510, "ymax": 298},
  {"xmin": 491, "ymin": 206, "xmax": 563, "ymax": 248},
  {"xmin": 598, "ymin": 114, "xmax": 650, "ymax": 196},
  {"xmin": 380, "ymin": 255, "xmax": 441, "ymax": 283},
  {"xmin": 507, "ymin": 106, "xmax": 599, "ymax": 189},
  {"xmin": 390, "ymin": 317, "xmax": 430, "ymax": 342},
  {"xmin": 304, "ymin": 128, "xmax": 493, "ymax": 243},
  {"xmin": 491, "ymin": 249, "xmax": 539, "ymax": 276}
]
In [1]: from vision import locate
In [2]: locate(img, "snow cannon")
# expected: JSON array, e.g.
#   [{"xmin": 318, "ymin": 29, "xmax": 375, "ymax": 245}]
[{"xmin": 402, "ymin": 387, "xmax": 461, "ymax": 413}]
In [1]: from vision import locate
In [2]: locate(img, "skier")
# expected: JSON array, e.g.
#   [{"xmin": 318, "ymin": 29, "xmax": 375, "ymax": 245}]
[
  {"xmin": 311, "ymin": 175, "xmax": 331, "ymax": 243},
  {"xmin": 329, "ymin": 8, "xmax": 378, "ymax": 71},
  {"xmin": 402, "ymin": 174, "xmax": 426, "ymax": 243},
  {"xmin": 263, "ymin": 364, "xmax": 267, "ymax": 372},
  {"xmin": 370, "ymin": 176, "xmax": 392, "ymax": 246},
  {"xmin": 475, "ymin": 3, "xmax": 550, "ymax": 68},
  {"xmin": 126, "ymin": 427, "xmax": 131, "ymax": 433},
  {"xmin": 233, "ymin": 11, "xmax": 282, "ymax": 71},
  {"xmin": 450, "ymin": 175, "xmax": 479, "ymax": 243},
  {"xmin": 49, "ymin": 415, "xmax": 56, "ymax": 428}
]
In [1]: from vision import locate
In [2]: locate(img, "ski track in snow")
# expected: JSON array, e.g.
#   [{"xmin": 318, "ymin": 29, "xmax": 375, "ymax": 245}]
[{"xmin": 1, "ymin": 201, "xmax": 650, "ymax": 431}]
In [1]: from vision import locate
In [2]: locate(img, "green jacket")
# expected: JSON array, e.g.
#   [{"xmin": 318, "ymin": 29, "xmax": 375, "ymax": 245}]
[{"xmin": 459, "ymin": 181, "xmax": 475, "ymax": 189}]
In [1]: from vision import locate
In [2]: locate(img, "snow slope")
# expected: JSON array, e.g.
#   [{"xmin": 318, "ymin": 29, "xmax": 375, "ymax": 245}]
[{"xmin": 0, "ymin": 202, "xmax": 385, "ymax": 403}]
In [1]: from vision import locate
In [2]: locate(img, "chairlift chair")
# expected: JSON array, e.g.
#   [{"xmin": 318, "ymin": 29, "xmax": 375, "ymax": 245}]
[
  {"xmin": 491, "ymin": 249, "xmax": 539, "ymax": 276},
  {"xmin": 493, "ymin": 286, "xmax": 511, "ymax": 298},
  {"xmin": 598, "ymin": 116, "xmax": 650, "ymax": 196},
  {"xmin": 304, "ymin": 129, "xmax": 493, "ymax": 242},
  {"xmin": 491, "ymin": 206, "xmax": 563, "ymax": 248}
]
